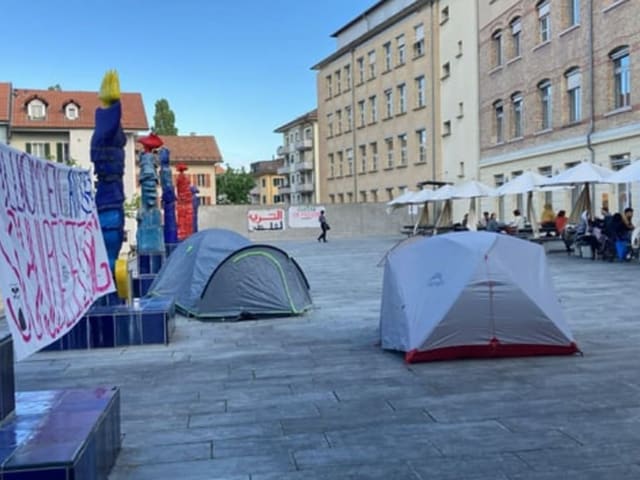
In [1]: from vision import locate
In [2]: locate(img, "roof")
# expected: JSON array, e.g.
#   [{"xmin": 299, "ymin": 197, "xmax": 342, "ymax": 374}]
[
  {"xmin": 11, "ymin": 88, "xmax": 148, "ymax": 130},
  {"xmin": 138, "ymin": 135, "xmax": 222, "ymax": 165},
  {"xmin": 0, "ymin": 83, "xmax": 11, "ymax": 122},
  {"xmin": 250, "ymin": 158, "xmax": 284, "ymax": 176},
  {"xmin": 274, "ymin": 109, "xmax": 317, "ymax": 133}
]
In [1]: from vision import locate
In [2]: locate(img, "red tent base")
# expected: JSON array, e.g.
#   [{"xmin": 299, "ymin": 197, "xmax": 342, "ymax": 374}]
[{"xmin": 405, "ymin": 339, "xmax": 580, "ymax": 363}]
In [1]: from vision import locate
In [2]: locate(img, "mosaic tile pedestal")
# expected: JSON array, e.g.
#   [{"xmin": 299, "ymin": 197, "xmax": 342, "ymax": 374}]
[{"xmin": 0, "ymin": 388, "xmax": 120, "ymax": 480}]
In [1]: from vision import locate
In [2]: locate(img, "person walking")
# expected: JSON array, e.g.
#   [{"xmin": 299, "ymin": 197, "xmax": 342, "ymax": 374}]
[{"xmin": 317, "ymin": 210, "xmax": 330, "ymax": 243}]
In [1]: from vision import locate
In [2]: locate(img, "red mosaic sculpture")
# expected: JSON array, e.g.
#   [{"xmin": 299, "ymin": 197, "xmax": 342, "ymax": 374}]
[{"xmin": 176, "ymin": 163, "xmax": 194, "ymax": 241}]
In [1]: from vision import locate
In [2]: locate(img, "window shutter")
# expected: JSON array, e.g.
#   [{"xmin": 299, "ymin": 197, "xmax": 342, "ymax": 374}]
[
  {"xmin": 44, "ymin": 143, "xmax": 51, "ymax": 159},
  {"xmin": 205, "ymin": 174, "xmax": 210, "ymax": 187},
  {"xmin": 25, "ymin": 143, "xmax": 31, "ymax": 154},
  {"xmin": 56, "ymin": 143, "xmax": 63, "ymax": 163}
]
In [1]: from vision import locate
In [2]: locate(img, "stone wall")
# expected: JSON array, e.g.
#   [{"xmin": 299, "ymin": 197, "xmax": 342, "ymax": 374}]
[{"xmin": 198, "ymin": 203, "xmax": 415, "ymax": 241}]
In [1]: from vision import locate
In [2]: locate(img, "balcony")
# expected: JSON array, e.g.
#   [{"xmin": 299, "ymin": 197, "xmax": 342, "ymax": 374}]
[
  {"xmin": 276, "ymin": 145, "xmax": 286, "ymax": 156},
  {"xmin": 277, "ymin": 163, "xmax": 292, "ymax": 175},
  {"xmin": 295, "ymin": 138, "xmax": 313, "ymax": 151},
  {"xmin": 298, "ymin": 182, "xmax": 315, "ymax": 193},
  {"xmin": 278, "ymin": 185, "xmax": 292, "ymax": 195},
  {"xmin": 293, "ymin": 160, "xmax": 314, "ymax": 172}
]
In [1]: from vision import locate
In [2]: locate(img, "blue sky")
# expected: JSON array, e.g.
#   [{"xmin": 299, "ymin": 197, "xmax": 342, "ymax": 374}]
[{"xmin": 4, "ymin": 0, "xmax": 375, "ymax": 169}]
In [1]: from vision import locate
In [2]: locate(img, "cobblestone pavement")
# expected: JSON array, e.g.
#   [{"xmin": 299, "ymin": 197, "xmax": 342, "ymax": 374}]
[{"xmin": 14, "ymin": 235, "xmax": 640, "ymax": 479}]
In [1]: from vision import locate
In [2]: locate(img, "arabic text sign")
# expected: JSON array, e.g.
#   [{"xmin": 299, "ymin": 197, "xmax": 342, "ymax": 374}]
[
  {"xmin": 247, "ymin": 208, "xmax": 285, "ymax": 231},
  {"xmin": 0, "ymin": 143, "xmax": 114, "ymax": 360},
  {"xmin": 288, "ymin": 205, "xmax": 325, "ymax": 228}
]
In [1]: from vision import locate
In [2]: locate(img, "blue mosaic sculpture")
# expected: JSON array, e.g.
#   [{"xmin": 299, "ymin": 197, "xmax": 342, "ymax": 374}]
[
  {"xmin": 90, "ymin": 71, "xmax": 125, "ymax": 275},
  {"xmin": 136, "ymin": 134, "xmax": 165, "ymax": 253},
  {"xmin": 159, "ymin": 148, "xmax": 178, "ymax": 245}
]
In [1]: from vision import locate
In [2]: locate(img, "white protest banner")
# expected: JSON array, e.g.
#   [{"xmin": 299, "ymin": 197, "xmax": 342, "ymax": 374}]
[
  {"xmin": 0, "ymin": 143, "xmax": 114, "ymax": 360},
  {"xmin": 247, "ymin": 208, "xmax": 285, "ymax": 231},
  {"xmin": 288, "ymin": 205, "xmax": 325, "ymax": 228}
]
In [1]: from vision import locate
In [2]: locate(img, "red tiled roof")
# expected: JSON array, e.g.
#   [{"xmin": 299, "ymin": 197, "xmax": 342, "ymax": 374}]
[
  {"xmin": 0, "ymin": 83, "xmax": 10, "ymax": 122},
  {"xmin": 11, "ymin": 88, "xmax": 148, "ymax": 130},
  {"xmin": 138, "ymin": 135, "xmax": 222, "ymax": 165}
]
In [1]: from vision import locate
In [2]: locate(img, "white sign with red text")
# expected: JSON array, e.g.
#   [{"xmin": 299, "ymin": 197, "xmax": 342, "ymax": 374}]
[
  {"xmin": 0, "ymin": 143, "xmax": 114, "ymax": 360},
  {"xmin": 247, "ymin": 208, "xmax": 285, "ymax": 231},
  {"xmin": 288, "ymin": 206, "xmax": 325, "ymax": 229}
]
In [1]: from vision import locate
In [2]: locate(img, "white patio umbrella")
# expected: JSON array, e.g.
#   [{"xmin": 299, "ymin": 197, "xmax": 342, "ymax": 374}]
[
  {"xmin": 606, "ymin": 159, "xmax": 640, "ymax": 184},
  {"xmin": 386, "ymin": 190, "xmax": 418, "ymax": 207},
  {"xmin": 543, "ymin": 162, "xmax": 614, "ymax": 223},
  {"xmin": 497, "ymin": 171, "xmax": 568, "ymax": 237},
  {"xmin": 449, "ymin": 180, "xmax": 498, "ymax": 232}
]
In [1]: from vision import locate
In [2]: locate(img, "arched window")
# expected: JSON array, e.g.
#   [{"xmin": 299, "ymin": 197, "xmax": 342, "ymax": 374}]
[
  {"xmin": 610, "ymin": 46, "xmax": 630, "ymax": 109},
  {"xmin": 511, "ymin": 92, "xmax": 523, "ymax": 138},
  {"xmin": 538, "ymin": 80, "xmax": 552, "ymax": 130},
  {"xmin": 564, "ymin": 68, "xmax": 581, "ymax": 123},
  {"xmin": 27, "ymin": 99, "xmax": 46, "ymax": 120},
  {"xmin": 492, "ymin": 29, "xmax": 503, "ymax": 66},
  {"xmin": 493, "ymin": 100, "xmax": 504, "ymax": 143},
  {"xmin": 537, "ymin": 0, "xmax": 551, "ymax": 43},
  {"xmin": 510, "ymin": 17, "xmax": 521, "ymax": 58}
]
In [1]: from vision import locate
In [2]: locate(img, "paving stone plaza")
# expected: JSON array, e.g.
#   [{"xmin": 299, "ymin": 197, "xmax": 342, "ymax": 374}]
[{"xmin": 12, "ymin": 235, "xmax": 640, "ymax": 479}]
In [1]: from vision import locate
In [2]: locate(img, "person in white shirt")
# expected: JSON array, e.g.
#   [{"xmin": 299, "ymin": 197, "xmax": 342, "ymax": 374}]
[{"xmin": 509, "ymin": 209, "xmax": 525, "ymax": 233}]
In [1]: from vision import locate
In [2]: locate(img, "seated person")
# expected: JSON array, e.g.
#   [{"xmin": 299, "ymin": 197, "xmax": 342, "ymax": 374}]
[
  {"xmin": 575, "ymin": 210, "xmax": 599, "ymax": 260},
  {"xmin": 540, "ymin": 204, "xmax": 556, "ymax": 234},
  {"xmin": 555, "ymin": 210, "xmax": 568, "ymax": 236},
  {"xmin": 486, "ymin": 212, "xmax": 500, "ymax": 232},
  {"xmin": 621, "ymin": 207, "xmax": 635, "ymax": 242},
  {"xmin": 507, "ymin": 209, "xmax": 525, "ymax": 234}
]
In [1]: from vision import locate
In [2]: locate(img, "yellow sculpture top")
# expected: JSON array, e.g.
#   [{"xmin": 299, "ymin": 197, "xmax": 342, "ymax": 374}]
[{"xmin": 99, "ymin": 70, "xmax": 121, "ymax": 107}]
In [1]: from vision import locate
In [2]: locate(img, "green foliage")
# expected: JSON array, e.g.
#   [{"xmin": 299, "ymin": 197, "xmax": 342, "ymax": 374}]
[
  {"xmin": 153, "ymin": 99, "xmax": 178, "ymax": 135},
  {"xmin": 123, "ymin": 194, "xmax": 141, "ymax": 218},
  {"xmin": 47, "ymin": 84, "xmax": 62, "ymax": 91},
  {"xmin": 216, "ymin": 165, "xmax": 255, "ymax": 205}
]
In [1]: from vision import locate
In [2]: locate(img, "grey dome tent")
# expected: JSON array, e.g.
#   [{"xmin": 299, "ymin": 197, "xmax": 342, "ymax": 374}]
[
  {"xmin": 380, "ymin": 231, "xmax": 579, "ymax": 363},
  {"xmin": 147, "ymin": 229, "xmax": 312, "ymax": 319}
]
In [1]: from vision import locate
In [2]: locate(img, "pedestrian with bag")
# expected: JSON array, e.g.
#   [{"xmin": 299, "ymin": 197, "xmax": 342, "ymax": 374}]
[{"xmin": 318, "ymin": 210, "xmax": 330, "ymax": 243}]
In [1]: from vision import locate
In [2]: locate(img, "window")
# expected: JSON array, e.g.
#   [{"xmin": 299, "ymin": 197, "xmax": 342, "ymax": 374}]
[
  {"xmin": 345, "ymin": 105, "xmax": 353, "ymax": 132},
  {"xmin": 325, "ymin": 75, "xmax": 332, "ymax": 98},
  {"xmin": 442, "ymin": 120, "xmax": 451, "ymax": 136},
  {"xmin": 413, "ymin": 24, "xmax": 425, "ymax": 57},
  {"xmin": 369, "ymin": 95, "xmax": 378, "ymax": 123},
  {"xmin": 304, "ymin": 127, "xmax": 312, "ymax": 140},
  {"xmin": 416, "ymin": 76, "xmax": 426, "ymax": 108},
  {"xmin": 335, "ymin": 70, "xmax": 341, "ymax": 95},
  {"xmin": 398, "ymin": 134, "xmax": 408, "ymax": 166},
  {"xmin": 336, "ymin": 109, "xmax": 342, "ymax": 135},
  {"xmin": 494, "ymin": 101, "xmax": 504, "ymax": 143},
  {"xmin": 611, "ymin": 46, "xmax": 630, "ymax": 109},
  {"xmin": 539, "ymin": 80, "xmax": 552, "ymax": 130},
  {"xmin": 359, "ymin": 145, "xmax": 367, "ymax": 173},
  {"xmin": 385, "ymin": 138, "xmax": 394, "ymax": 168},
  {"xmin": 360, "ymin": 191, "xmax": 368, "ymax": 203},
  {"xmin": 337, "ymin": 151, "xmax": 344, "ymax": 177},
  {"xmin": 357, "ymin": 57, "xmax": 365, "ymax": 84},
  {"xmin": 327, "ymin": 113, "xmax": 333, "ymax": 137},
  {"xmin": 55, "ymin": 142, "xmax": 70, "ymax": 163},
  {"xmin": 492, "ymin": 30, "xmax": 503, "ymax": 66},
  {"xmin": 383, "ymin": 42, "xmax": 392, "ymax": 71},
  {"xmin": 537, "ymin": 0, "xmax": 551, "ymax": 43},
  {"xmin": 457, "ymin": 40, "xmax": 463, "ymax": 57},
  {"xmin": 370, "ymin": 142, "xmax": 378, "ymax": 171},
  {"xmin": 510, "ymin": 17, "xmax": 521, "ymax": 58},
  {"xmin": 384, "ymin": 89, "xmax": 393, "ymax": 119},
  {"xmin": 511, "ymin": 92, "xmax": 523, "ymax": 138},
  {"xmin": 416, "ymin": 129, "xmax": 427, "ymax": 163},
  {"xmin": 261, "ymin": 178, "xmax": 266, "ymax": 188},
  {"xmin": 329, "ymin": 153, "xmax": 335, "ymax": 177},
  {"xmin": 27, "ymin": 100, "xmax": 46, "ymax": 120},
  {"xmin": 27, "ymin": 142, "xmax": 49, "ymax": 159},
  {"xmin": 397, "ymin": 83, "xmax": 407, "ymax": 114},
  {"xmin": 457, "ymin": 102, "xmax": 464, "ymax": 118},
  {"xmin": 273, "ymin": 177, "xmax": 282, "ymax": 187},
  {"xmin": 346, "ymin": 148, "xmax": 354, "ymax": 176},
  {"xmin": 358, "ymin": 100, "xmax": 366, "ymax": 127},
  {"xmin": 368, "ymin": 50, "xmax": 376, "ymax": 79},
  {"xmin": 494, "ymin": 174, "xmax": 506, "ymax": 220},
  {"xmin": 441, "ymin": 6, "xmax": 449, "ymax": 23},
  {"xmin": 565, "ymin": 68, "xmax": 582, "ymax": 123},
  {"xmin": 196, "ymin": 174, "xmax": 207, "ymax": 187},
  {"xmin": 65, "ymin": 103, "xmax": 79, "ymax": 120},
  {"xmin": 569, "ymin": 0, "xmax": 580, "ymax": 26},
  {"xmin": 344, "ymin": 64, "xmax": 351, "ymax": 90},
  {"xmin": 396, "ymin": 34, "xmax": 406, "ymax": 65},
  {"xmin": 370, "ymin": 189, "xmax": 378, "ymax": 203},
  {"xmin": 539, "ymin": 166, "xmax": 553, "ymax": 205}
]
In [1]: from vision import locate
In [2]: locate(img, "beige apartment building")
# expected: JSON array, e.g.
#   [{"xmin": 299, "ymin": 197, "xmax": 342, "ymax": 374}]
[
  {"xmin": 274, "ymin": 110, "xmax": 320, "ymax": 204},
  {"xmin": 249, "ymin": 158, "xmax": 285, "ymax": 205},
  {"xmin": 478, "ymin": 0, "xmax": 640, "ymax": 221}
]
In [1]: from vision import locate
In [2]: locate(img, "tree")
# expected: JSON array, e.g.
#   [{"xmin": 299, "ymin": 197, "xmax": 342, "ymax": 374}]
[
  {"xmin": 153, "ymin": 99, "xmax": 178, "ymax": 135},
  {"xmin": 48, "ymin": 84, "xmax": 62, "ymax": 91},
  {"xmin": 216, "ymin": 165, "xmax": 255, "ymax": 204}
]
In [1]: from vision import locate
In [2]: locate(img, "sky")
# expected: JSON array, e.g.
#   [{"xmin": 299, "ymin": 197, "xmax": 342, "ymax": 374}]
[{"xmin": 3, "ymin": 0, "xmax": 375, "ymax": 169}]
